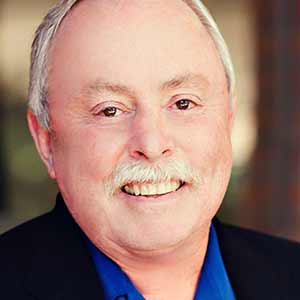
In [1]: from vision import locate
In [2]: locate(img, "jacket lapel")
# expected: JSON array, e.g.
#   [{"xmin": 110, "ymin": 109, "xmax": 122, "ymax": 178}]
[{"xmin": 24, "ymin": 195, "xmax": 104, "ymax": 300}]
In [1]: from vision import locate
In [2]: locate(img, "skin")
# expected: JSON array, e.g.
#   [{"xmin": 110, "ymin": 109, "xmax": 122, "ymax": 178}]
[{"xmin": 28, "ymin": 0, "xmax": 236, "ymax": 299}]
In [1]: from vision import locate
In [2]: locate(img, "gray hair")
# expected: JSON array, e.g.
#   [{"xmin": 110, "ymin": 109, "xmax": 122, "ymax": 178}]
[{"xmin": 28, "ymin": 0, "xmax": 236, "ymax": 129}]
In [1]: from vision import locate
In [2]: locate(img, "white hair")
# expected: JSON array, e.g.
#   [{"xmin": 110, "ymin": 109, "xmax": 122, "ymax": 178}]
[
  {"xmin": 103, "ymin": 157, "xmax": 202, "ymax": 198},
  {"xmin": 28, "ymin": 0, "xmax": 236, "ymax": 129}
]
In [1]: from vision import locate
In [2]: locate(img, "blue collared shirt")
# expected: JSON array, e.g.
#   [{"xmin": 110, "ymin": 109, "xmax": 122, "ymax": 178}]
[{"xmin": 86, "ymin": 224, "xmax": 235, "ymax": 300}]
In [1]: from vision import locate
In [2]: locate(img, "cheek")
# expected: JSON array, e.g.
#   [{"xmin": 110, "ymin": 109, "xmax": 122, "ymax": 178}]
[
  {"xmin": 53, "ymin": 126, "xmax": 129, "ymax": 182},
  {"xmin": 175, "ymin": 113, "xmax": 232, "ymax": 171}
]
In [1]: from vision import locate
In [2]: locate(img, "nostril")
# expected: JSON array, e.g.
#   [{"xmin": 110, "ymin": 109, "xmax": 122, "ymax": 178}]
[
  {"xmin": 131, "ymin": 149, "xmax": 172, "ymax": 160},
  {"xmin": 136, "ymin": 150, "xmax": 145, "ymax": 157},
  {"xmin": 162, "ymin": 149, "xmax": 172, "ymax": 156}
]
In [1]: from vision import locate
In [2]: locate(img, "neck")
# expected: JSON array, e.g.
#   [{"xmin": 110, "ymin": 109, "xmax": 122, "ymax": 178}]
[{"xmin": 101, "ymin": 225, "xmax": 211, "ymax": 300}]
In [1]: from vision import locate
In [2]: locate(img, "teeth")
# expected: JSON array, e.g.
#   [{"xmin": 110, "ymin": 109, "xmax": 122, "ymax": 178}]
[
  {"xmin": 123, "ymin": 181, "xmax": 182, "ymax": 196},
  {"xmin": 124, "ymin": 185, "xmax": 131, "ymax": 194},
  {"xmin": 133, "ymin": 185, "xmax": 140, "ymax": 196},
  {"xmin": 171, "ymin": 181, "xmax": 178, "ymax": 191},
  {"xmin": 157, "ymin": 183, "xmax": 165, "ymax": 194},
  {"xmin": 140, "ymin": 185, "xmax": 148, "ymax": 195},
  {"xmin": 148, "ymin": 184, "xmax": 157, "ymax": 195}
]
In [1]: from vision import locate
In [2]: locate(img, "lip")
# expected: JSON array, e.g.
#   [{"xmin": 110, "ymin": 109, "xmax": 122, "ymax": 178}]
[{"xmin": 117, "ymin": 182, "xmax": 188, "ymax": 205}]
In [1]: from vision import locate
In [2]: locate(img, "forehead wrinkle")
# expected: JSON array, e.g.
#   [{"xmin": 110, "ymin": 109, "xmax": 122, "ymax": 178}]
[{"xmin": 160, "ymin": 73, "xmax": 210, "ymax": 92}]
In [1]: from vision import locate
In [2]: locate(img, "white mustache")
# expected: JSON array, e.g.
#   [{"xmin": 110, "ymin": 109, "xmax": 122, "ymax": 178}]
[{"xmin": 103, "ymin": 158, "xmax": 202, "ymax": 197}]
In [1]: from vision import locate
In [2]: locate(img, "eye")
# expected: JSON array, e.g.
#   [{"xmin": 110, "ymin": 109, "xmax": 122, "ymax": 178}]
[
  {"xmin": 99, "ymin": 106, "xmax": 122, "ymax": 117},
  {"xmin": 173, "ymin": 99, "xmax": 197, "ymax": 110},
  {"xmin": 91, "ymin": 101, "xmax": 132, "ymax": 120}
]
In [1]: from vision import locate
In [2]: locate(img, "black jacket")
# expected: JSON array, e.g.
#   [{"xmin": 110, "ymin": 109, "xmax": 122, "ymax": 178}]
[{"xmin": 1, "ymin": 194, "xmax": 300, "ymax": 300}]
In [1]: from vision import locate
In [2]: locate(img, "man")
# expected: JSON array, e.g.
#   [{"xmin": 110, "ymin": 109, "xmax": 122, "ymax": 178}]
[{"xmin": 1, "ymin": 0, "xmax": 300, "ymax": 299}]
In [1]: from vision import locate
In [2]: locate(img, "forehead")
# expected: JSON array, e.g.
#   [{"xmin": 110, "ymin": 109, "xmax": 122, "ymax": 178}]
[
  {"xmin": 48, "ymin": 0, "xmax": 225, "ymax": 101},
  {"xmin": 63, "ymin": 0, "xmax": 200, "ymax": 29}
]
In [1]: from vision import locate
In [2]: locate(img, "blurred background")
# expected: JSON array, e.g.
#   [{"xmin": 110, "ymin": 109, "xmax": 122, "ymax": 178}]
[{"xmin": 1, "ymin": 0, "xmax": 300, "ymax": 241}]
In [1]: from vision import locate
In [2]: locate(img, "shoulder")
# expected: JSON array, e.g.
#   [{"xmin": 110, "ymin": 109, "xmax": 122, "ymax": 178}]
[
  {"xmin": 215, "ymin": 219, "xmax": 300, "ymax": 299},
  {"xmin": 216, "ymin": 220, "xmax": 300, "ymax": 257},
  {"xmin": 0, "ymin": 212, "xmax": 55, "ymax": 298},
  {"xmin": 0, "ymin": 211, "xmax": 55, "ymax": 256},
  {"xmin": 0, "ymin": 197, "xmax": 77, "ymax": 268},
  {"xmin": 0, "ymin": 199, "xmax": 103, "ymax": 300}
]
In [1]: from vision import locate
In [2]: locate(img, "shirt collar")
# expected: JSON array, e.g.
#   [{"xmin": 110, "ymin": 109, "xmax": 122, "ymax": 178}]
[
  {"xmin": 194, "ymin": 223, "xmax": 235, "ymax": 300},
  {"xmin": 85, "ymin": 223, "xmax": 235, "ymax": 300},
  {"xmin": 86, "ymin": 239, "xmax": 143, "ymax": 300}
]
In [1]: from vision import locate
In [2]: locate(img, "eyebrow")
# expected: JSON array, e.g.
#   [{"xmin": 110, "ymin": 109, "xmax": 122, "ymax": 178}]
[
  {"xmin": 160, "ymin": 73, "xmax": 210, "ymax": 92},
  {"xmin": 81, "ymin": 73, "xmax": 209, "ymax": 100},
  {"xmin": 82, "ymin": 80, "xmax": 138, "ymax": 100}
]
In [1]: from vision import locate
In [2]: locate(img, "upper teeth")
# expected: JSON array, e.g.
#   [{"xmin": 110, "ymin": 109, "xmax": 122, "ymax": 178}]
[{"xmin": 123, "ymin": 181, "xmax": 182, "ymax": 196}]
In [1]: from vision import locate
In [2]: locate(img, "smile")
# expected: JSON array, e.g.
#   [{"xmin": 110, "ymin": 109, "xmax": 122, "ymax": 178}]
[{"xmin": 121, "ymin": 180, "xmax": 185, "ymax": 197}]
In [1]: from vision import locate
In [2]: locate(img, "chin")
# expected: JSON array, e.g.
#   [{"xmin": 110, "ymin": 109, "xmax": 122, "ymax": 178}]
[
  {"xmin": 108, "ymin": 209, "xmax": 211, "ymax": 253},
  {"xmin": 116, "ymin": 228, "xmax": 196, "ymax": 253}
]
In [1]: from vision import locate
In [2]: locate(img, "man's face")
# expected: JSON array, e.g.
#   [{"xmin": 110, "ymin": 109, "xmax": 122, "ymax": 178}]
[{"xmin": 34, "ymin": 0, "xmax": 234, "ymax": 252}]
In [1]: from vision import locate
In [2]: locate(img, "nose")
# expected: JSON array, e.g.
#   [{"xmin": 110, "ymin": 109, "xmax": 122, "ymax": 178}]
[{"xmin": 128, "ymin": 112, "xmax": 174, "ymax": 162}]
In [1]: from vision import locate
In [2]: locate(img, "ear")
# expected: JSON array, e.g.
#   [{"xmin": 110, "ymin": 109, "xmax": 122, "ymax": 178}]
[
  {"xmin": 27, "ymin": 110, "xmax": 56, "ymax": 179},
  {"xmin": 228, "ymin": 89, "xmax": 238, "ymax": 132}
]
